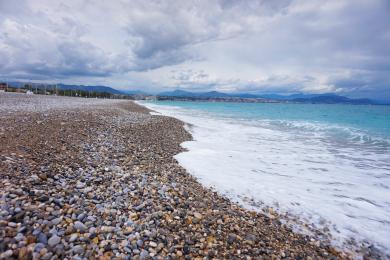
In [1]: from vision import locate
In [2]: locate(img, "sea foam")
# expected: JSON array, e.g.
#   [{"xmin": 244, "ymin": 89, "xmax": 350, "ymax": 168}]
[{"xmin": 140, "ymin": 101, "xmax": 390, "ymax": 255}]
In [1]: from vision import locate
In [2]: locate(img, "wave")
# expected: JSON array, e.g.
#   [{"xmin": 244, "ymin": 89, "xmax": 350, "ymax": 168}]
[{"xmin": 140, "ymin": 101, "xmax": 390, "ymax": 255}]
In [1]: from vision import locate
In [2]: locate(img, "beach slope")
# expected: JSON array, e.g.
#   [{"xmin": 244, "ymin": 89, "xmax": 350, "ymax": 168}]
[{"xmin": 0, "ymin": 93, "xmax": 346, "ymax": 259}]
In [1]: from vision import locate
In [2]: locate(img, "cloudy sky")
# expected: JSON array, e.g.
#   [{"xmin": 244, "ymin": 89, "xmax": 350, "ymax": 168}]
[{"xmin": 1, "ymin": 0, "xmax": 389, "ymax": 99}]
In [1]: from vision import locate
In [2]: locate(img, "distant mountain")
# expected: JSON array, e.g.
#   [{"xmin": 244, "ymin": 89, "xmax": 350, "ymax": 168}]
[
  {"xmin": 258, "ymin": 93, "xmax": 336, "ymax": 100},
  {"xmin": 292, "ymin": 95, "xmax": 374, "ymax": 104},
  {"xmin": 158, "ymin": 89, "xmax": 193, "ymax": 97},
  {"xmin": 121, "ymin": 90, "xmax": 148, "ymax": 95},
  {"xmin": 231, "ymin": 93, "xmax": 260, "ymax": 99},
  {"xmin": 59, "ymin": 85, "xmax": 151, "ymax": 96},
  {"xmin": 159, "ymin": 90, "xmax": 263, "ymax": 99},
  {"xmin": 5, "ymin": 81, "xmax": 125, "ymax": 95},
  {"xmin": 58, "ymin": 84, "xmax": 123, "ymax": 94},
  {"xmin": 198, "ymin": 91, "xmax": 230, "ymax": 98},
  {"xmin": 4, "ymin": 81, "xmax": 385, "ymax": 104},
  {"xmin": 6, "ymin": 81, "xmax": 26, "ymax": 88},
  {"xmin": 256, "ymin": 93, "xmax": 290, "ymax": 100},
  {"xmin": 249, "ymin": 93, "xmax": 377, "ymax": 104}
]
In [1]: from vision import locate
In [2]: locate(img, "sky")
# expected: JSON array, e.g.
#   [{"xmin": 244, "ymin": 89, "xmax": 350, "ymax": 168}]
[{"xmin": 0, "ymin": 0, "xmax": 390, "ymax": 99}]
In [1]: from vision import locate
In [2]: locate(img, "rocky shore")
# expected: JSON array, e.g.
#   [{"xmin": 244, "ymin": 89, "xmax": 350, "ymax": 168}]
[{"xmin": 1, "ymin": 93, "xmax": 352, "ymax": 259}]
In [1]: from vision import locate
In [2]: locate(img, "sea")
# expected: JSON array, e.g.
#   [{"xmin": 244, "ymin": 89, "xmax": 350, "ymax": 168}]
[{"xmin": 139, "ymin": 100, "xmax": 390, "ymax": 254}]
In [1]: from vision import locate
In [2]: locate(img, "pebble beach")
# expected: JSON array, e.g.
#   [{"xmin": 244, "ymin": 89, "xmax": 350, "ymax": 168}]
[{"xmin": 0, "ymin": 93, "xmax": 359, "ymax": 259}]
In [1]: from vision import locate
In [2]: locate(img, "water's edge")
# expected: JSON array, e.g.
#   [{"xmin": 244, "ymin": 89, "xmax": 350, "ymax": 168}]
[{"xmin": 137, "ymin": 101, "xmax": 389, "ymax": 258}]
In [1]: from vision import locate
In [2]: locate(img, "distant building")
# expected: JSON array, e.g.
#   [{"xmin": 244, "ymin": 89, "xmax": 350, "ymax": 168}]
[
  {"xmin": 144, "ymin": 95, "xmax": 157, "ymax": 101},
  {"xmin": 0, "ymin": 83, "xmax": 7, "ymax": 91},
  {"xmin": 15, "ymin": 88, "xmax": 27, "ymax": 93}
]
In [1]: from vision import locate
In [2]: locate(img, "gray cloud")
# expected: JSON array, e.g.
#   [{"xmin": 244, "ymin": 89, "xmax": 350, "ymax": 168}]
[{"xmin": 0, "ymin": 0, "xmax": 389, "ymax": 99}]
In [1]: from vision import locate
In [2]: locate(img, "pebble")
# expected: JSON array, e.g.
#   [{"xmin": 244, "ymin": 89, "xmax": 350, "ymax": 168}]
[
  {"xmin": 34, "ymin": 243, "xmax": 46, "ymax": 252},
  {"xmin": 8, "ymin": 222, "xmax": 17, "ymax": 228},
  {"xmin": 228, "ymin": 233, "xmax": 236, "ymax": 244},
  {"xmin": 140, "ymin": 250, "xmax": 149, "ymax": 259},
  {"xmin": 72, "ymin": 245, "xmax": 84, "ymax": 255},
  {"xmin": 76, "ymin": 181, "xmax": 86, "ymax": 189},
  {"xmin": 149, "ymin": 241, "xmax": 157, "ymax": 248},
  {"xmin": 74, "ymin": 221, "xmax": 87, "ymax": 232},
  {"xmin": 14, "ymin": 233, "xmax": 25, "ymax": 242},
  {"xmin": 136, "ymin": 239, "xmax": 143, "ymax": 247},
  {"xmin": 51, "ymin": 217, "xmax": 62, "ymax": 225},
  {"xmin": 77, "ymin": 213, "xmax": 86, "ymax": 221},
  {"xmin": 193, "ymin": 212, "xmax": 202, "ymax": 219},
  {"xmin": 48, "ymin": 235, "xmax": 61, "ymax": 247},
  {"xmin": 18, "ymin": 247, "xmax": 28, "ymax": 259},
  {"xmin": 69, "ymin": 233, "xmax": 78, "ymax": 242},
  {"xmin": 0, "ymin": 250, "xmax": 13, "ymax": 258},
  {"xmin": 42, "ymin": 252, "xmax": 53, "ymax": 259}
]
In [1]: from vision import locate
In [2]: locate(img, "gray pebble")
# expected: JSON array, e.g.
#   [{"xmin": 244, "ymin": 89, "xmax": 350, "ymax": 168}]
[
  {"xmin": 34, "ymin": 243, "xmax": 46, "ymax": 252},
  {"xmin": 51, "ymin": 217, "xmax": 62, "ymax": 225},
  {"xmin": 69, "ymin": 233, "xmax": 78, "ymax": 242},
  {"xmin": 38, "ymin": 233, "xmax": 48, "ymax": 244},
  {"xmin": 140, "ymin": 250, "xmax": 149, "ymax": 259},
  {"xmin": 77, "ymin": 213, "xmax": 86, "ymax": 221},
  {"xmin": 14, "ymin": 233, "xmax": 25, "ymax": 242},
  {"xmin": 72, "ymin": 245, "xmax": 84, "ymax": 255},
  {"xmin": 74, "ymin": 221, "xmax": 87, "ymax": 232},
  {"xmin": 48, "ymin": 234, "xmax": 61, "ymax": 247},
  {"xmin": 0, "ymin": 250, "xmax": 13, "ymax": 258}
]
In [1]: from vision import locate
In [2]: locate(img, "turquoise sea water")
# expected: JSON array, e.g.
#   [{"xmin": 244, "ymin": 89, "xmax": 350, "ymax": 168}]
[
  {"xmin": 141, "ymin": 101, "xmax": 390, "ymax": 254},
  {"xmin": 150, "ymin": 101, "xmax": 390, "ymax": 139}
]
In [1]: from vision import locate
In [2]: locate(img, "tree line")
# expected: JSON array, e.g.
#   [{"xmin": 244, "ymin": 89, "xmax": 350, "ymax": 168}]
[{"xmin": 0, "ymin": 83, "xmax": 134, "ymax": 100}]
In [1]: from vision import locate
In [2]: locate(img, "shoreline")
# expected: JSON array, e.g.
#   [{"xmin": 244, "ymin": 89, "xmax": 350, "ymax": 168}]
[
  {"xmin": 139, "ymin": 100, "xmax": 390, "ymax": 259},
  {"xmin": 0, "ymin": 93, "xmax": 369, "ymax": 258}
]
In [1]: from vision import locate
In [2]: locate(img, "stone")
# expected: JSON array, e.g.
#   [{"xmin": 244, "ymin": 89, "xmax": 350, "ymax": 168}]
[
  {"xmin": 39, "ymin": 173, "xmax": 48, "ymax": 181},
  {"xmin": 183, "ymin": 245, "xmax": 190, "ymax": 255},
  {"xmin": 140, "ymin": 250, "xmax": 149, "ymax": 259},
  {"xmin": 48, "ymin": 235, "xmax": 61, "ymax": 247},
  {"xmin": 227, "ymin": 234, "xmax": 236, "ymax": 244},
  {"xmin": 51, "ymin": 217, "xmax": 62, "ymax": 225},
  {"xmin": 8, "ymin": 222, "xmax": 17, "ymax": 227},
  {"xmin": 193, "ymin": 212, "xmax": 202, "ymax": 219},
  {"xmin": 149, "ymin": 241, "xmax": 157, "ymax": 248},
  {"xmin": 14, "ymin": 233, "xmax": 25, "ymax": 242},
  {"xmin": 34, "ymin": 243, "xmax": 46, "ymax": 252},
  {"xmin": 76, "ymin": 181, "xmax": 85, "ymax": 189},
  {"xmin": 18, "ymin": 247, "xmax": 28, "ymax": 259},
  {"xmin": 38, "ymin": 233, "xmax": 48, "ymax": 244},
  {"xmin": 74, "ymin": 221, "xmax": 87, "ymax": 232},
  {"xmin": 77, "ymin": 213, "xmax": 86, "ymax": 221},
  {"xmin": 41, "ymin": 252, "xmax": 53, "ymax": 260},
  {"xmin": 26, "ymin": 235, "xmax": 36, "ymax": 244},
  {"xmin": 0, "ymin": 250, "xmax": 13, "ymax": 258},
  {"xmin": 69, "ymin": 233, "xmax": 78, "ymax": 242},
  {"xmin": 72, "ymin": 245, "xmax": 84, "ymax": 255}
]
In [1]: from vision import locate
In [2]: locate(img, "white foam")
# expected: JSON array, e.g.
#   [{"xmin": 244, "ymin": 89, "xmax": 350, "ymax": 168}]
[{"xmin": 141, "ymin": 101, "xmax": 390, "ymax": 255}]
